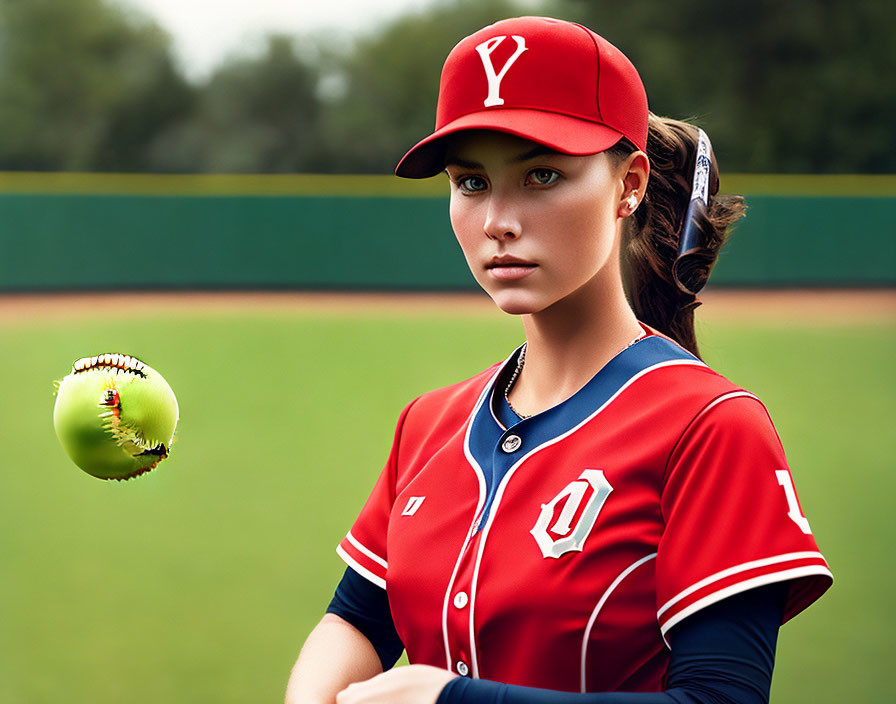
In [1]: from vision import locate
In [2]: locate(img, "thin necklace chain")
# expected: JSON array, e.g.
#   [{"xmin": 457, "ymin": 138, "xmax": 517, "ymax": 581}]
[
  {"xmin": 504, "ymin": 331, "xmax": 646, "ymax": 420},
  {"xmin": 504, "ymin": 343, "xmax": 530, "ymax": 419}
]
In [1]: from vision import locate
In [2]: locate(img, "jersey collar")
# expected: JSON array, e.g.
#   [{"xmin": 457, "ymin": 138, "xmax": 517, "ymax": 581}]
[{"xmin": 465, "ymin": 332, "xmax": 704, "ymax": 525}]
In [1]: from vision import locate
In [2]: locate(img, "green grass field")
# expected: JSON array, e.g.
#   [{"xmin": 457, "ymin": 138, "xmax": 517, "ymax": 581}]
[{"xmin": 0, "ymin": 296, "xmax": 892, "ymax": 703}]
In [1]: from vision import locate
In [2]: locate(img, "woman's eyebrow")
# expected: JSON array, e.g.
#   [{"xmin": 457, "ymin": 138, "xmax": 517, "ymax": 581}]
[
  {"xmin": 510, "ymin": 145, "xmax": 558, "ymax": 163},
  {"xmin": 444, "ymin": 156, "xmax": 482, "ymax": 170},
  {"xmin": 445, "ymin": 145, "xmax": 559, "ymax": 170}
]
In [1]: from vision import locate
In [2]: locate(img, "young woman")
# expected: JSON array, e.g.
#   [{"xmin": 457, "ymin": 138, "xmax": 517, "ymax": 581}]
[{"xmin": 285, "ymin": 16, "xmax": 832, "ymax": 704}]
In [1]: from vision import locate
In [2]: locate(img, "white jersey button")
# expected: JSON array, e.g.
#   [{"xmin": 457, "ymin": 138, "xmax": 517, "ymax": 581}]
[
  {"xmin": 453, "ymin": 591, "xmax": 469, "ymax": 609},
  {"xmin": 456, "ymin": 660, "xmax": 470, "ymax": 677},
  {"xmin": 501, "ymin": 434, "xmax": 522, "ymax": 453}
]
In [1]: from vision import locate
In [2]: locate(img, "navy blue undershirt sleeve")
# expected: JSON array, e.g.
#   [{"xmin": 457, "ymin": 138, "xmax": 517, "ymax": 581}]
[
  {"xmin": 326, "ymin": 566, "xmax": 404, "ymax": 670},
  {"xmin": 437, "ymin": 582, "xmax": 789, "ymax": 704}
]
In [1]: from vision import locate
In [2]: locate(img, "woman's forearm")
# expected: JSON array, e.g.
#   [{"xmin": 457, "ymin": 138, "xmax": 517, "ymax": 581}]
[{"xmin": 285, "ymin": 613, "xmax": 384, "ymax": 704}]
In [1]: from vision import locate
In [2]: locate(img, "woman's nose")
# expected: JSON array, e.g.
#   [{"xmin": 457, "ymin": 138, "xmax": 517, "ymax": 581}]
[{"xmin": 483, "ymin": 195, "xmax": 521, "ymax": 241}]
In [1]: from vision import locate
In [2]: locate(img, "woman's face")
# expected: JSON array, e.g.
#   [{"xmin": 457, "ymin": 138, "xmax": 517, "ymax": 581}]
[{"xmin": 445, "ymin": 131, "xmax": 635, "ymax": 316}]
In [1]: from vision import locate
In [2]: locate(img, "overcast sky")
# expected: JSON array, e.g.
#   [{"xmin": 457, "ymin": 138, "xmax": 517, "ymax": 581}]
[{"xmin": 116, "ymin": 0, "xmax": 440, "ymax": 79}]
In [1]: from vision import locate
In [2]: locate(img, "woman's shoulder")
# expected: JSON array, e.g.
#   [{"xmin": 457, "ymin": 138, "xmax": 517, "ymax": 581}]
[
  {"xmin": 622, "ymin": 332, "xmax": 770, "ymax": 418},
  {"xmin": 406, "ymin": 361, "xmax": 503, "ymax": 418}
]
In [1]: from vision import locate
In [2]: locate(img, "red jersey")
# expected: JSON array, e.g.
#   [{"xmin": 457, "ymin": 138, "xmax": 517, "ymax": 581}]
[{"xmin": 337, "ymin": 331, "xmax": 832, "ymax": 693}]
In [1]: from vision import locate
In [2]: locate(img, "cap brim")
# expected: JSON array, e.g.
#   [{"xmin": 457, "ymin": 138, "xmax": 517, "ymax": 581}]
[{"xmin": 395, "ymin": 109, "xmax": 625, "ymax": 179}]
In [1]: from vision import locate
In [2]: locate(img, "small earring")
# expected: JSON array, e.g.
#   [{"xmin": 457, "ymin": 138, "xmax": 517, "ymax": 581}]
[{"xmin": 626, "ymin": 193, "xmax": 639, "ymax": 212}]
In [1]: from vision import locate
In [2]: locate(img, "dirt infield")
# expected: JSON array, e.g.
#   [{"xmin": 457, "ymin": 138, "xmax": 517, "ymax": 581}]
[{"xmin": 1, "ymin": 288, "xmax": 894, "ymax": 325}]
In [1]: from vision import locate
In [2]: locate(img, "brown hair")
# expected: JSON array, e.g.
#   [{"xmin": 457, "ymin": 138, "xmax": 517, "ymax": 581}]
[{"xmin": 608, "ymin": 114, "xmax": 746, "ymax": 358}]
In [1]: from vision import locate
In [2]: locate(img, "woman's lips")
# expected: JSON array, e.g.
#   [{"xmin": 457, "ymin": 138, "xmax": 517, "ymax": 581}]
[{"xmin": 486, "ymin": 256, "xmax": 537, "ymax": 281}]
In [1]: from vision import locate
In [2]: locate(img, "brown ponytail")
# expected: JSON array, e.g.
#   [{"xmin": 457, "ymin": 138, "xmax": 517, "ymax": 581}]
[{"xmin": 609, "ymin": 114, "xmax": 746, "ymax": 358}]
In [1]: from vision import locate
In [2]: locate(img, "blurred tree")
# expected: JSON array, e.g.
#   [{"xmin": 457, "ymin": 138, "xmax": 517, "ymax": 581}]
[
  {"xmin": 0, "ymin": 0, "xmax": 194, "ymax": 171},
  {"xmin": 0, "ymin": 0, "xmax": 891, "ymax": 174},
  {"xmin": 149, "ymin": 35, "xmax": 321, "ymax": 173},
  {"xmin": 315, "ymin": 0, "xmax": 525, "ymax": 173},
  {"xmin": 551, "ymin": 0, "xmax": 896, "ymax": 173}
]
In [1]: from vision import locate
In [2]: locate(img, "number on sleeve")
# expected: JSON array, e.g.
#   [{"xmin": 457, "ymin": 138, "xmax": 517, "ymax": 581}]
[{"xmin": 775, "ymin": 470, "xmax": 812, "ymax": 535}]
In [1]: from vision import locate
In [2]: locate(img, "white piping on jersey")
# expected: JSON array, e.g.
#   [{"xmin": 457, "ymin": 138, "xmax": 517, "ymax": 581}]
[
  {"xmin": 580, "ymin": 552, "xmax": 657, "ymax": 693},
  {"xmin": 336, "ymin": 544, "xmax": 387, "ymax": 589},
  {"xmin": 465, "ymin": 357, "xmax": 706, "ymax": 679},
  {"xmin": 660, "ymin": 564, "xmax": 833, "ymax": 639},
  {"xmin": 487, "ymin": 371, "xmax": 504, "ymax": 430},
  {"xmin": 440, "ymin": 362, "xmax": 503, "ymax": 671},
  {"xmin": 488, "ymin": 344, "xmax": 525, "ymax": 431},
  {"xmin": 488, "ymin": 386, "xmax": 506, "ymax": 431},
  {"xmin": 345, "ymin": 531, "xmax": 388, "ymax": 569},
  {"xmin": 657, "ymin": 551, "xmax": 828, "ymax": 620},
  {"xmin": 694, "ymin": 390, "xmax": 760, "ymax": 418}
]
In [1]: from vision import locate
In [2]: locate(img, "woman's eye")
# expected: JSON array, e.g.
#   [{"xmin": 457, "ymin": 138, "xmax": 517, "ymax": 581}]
[
  {"xmin": 528, "ymin": 168, "xmax": 560, "ymax": 186},
  {"xmin": 458, "ymin": 175, "xmax": 488, "ymax": 192}
]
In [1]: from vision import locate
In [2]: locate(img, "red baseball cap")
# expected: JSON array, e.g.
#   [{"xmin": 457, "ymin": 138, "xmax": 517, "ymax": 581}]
[{"xmin": 395, "ymin": 16, "xmax": 649, "ymax": 179}]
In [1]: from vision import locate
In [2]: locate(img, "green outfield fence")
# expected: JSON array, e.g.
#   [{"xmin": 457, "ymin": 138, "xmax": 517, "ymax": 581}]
[{"xmin": 0, "ymin": 173, "xmax": 893, "ymax": 291}]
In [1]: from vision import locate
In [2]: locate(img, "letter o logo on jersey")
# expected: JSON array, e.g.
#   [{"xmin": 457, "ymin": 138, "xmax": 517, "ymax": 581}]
[{"xmin": 530, "ymin": 469, "xmax": 614, "ymax": 559}]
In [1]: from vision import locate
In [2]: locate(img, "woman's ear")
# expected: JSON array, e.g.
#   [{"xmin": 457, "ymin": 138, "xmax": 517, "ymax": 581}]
[{"xmin": 618, "ymin": 151, "xmax": 650, "ymax": 218}]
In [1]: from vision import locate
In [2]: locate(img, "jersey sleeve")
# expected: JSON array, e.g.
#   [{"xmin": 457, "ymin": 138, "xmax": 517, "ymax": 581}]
[
  {"xmin": 336, "ymin": 398, "xmax": 418, "ymax": 589},
  {"xmin": 655, "ymin": 391, "xmax": 833, "ymax": 639}
]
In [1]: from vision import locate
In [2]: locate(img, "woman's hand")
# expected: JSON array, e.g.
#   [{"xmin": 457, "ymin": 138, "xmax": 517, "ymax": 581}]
[{"xmin": 336, "ymin": 664, "xmax": 458, "ymax": 704}]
